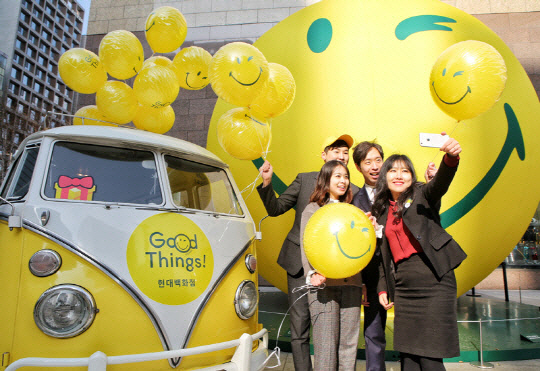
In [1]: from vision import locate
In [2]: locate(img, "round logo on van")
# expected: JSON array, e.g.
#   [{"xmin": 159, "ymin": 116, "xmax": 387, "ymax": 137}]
[{"xmin": 126, "ymin": 213, "xmax": 214, "ymax": 305}]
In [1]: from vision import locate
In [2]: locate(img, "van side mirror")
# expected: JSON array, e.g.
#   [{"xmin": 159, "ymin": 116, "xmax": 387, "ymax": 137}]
[{"xmin": 0, "ymin": 196, "xmax": 22, "ymax": 230}]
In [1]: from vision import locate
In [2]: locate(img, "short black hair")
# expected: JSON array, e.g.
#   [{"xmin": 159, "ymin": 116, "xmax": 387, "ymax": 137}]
[
  {"xmin": 324, "ymin": 139, "xmax": 350, "ymax": 153},
  {"xmin": 352, "ymin": 141, "xmax": 384, "ymax": 165}
]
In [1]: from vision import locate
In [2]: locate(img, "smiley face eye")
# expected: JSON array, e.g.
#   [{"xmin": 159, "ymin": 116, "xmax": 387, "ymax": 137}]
[
  {"xmin": 442, "ymin": 68, "xmax": 447, "ymax": 76},
  {"xmin": 248, "ymin": 56, "xmax": 253, "ymax": 61},
  {"xmin": 236, "ymin": 57, "xmax": 241, "ymax": 64},
  {"xmin": 307, "ymin": 18, "xmax": 333, "ymax": 53},
  {"xmin": 453, "ymin": 71, "xmax": 464, "ymax": 77}
]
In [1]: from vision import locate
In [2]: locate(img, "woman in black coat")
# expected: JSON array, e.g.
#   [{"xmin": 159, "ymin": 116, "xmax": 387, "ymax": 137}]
[{"xmin": 371, "ymin": 137, "xmax": 467, "ymax": 371}]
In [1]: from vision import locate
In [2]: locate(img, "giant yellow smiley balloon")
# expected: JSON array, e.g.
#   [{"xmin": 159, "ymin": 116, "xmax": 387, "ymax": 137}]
[
  {"xmin": 304, "ymin": 203, "xmax": 376, "ymax": 279},
  {"xmin": 58, "ymin": 48, "xmax": 107, "ymax": 94},
  {"xmin": 430, "ymin": 40, "xmax": 507, "ymax": 121},
  {"xmin": 207, "ymin": 0, "xmax": 540, "ymax": 295},
  {"xmin": 209, "ymin": 42, "xmax": 269, "ymax": 107}
]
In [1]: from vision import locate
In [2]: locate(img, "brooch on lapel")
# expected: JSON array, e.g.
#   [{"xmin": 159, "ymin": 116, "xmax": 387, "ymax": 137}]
[{"xmin": 404, "ymin": 198, "xmax": 413, "ymax": 208}]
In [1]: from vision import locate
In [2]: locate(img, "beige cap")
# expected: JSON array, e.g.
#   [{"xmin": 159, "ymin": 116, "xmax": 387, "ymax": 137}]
[{"xmin": 322, "ymin": 134, "xmax": 354, "ymax": 151}]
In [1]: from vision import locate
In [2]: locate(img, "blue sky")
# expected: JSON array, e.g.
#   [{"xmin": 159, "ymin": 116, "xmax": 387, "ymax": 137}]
[{"xmin": 78, "ymin": 0, "xmax": 91, "ymax": 34}]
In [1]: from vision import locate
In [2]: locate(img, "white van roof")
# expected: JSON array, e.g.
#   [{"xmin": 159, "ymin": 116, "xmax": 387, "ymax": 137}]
[{"xmin": 21, "ymin": 125, "xmax": 227, "ymax": 168}]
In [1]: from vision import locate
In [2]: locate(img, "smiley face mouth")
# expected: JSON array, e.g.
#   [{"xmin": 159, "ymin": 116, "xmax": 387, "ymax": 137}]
[
  {"xmin": 185, "ymin": 72, "xmax": 207, "ymax": 89},
  {"xmin": 432, "ymin": 81, "xmax": 471, "ymax": 105},
  {"xmin": 229, "ymin": 67, "xmax": 263, "ymax": 86},
  {"xmin": 333, "ymin": 231, "xmax": 371, "ymax": 259}
]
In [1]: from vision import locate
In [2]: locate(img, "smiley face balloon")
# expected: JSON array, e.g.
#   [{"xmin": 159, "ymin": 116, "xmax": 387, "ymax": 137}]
[
  {"xmin": 145, "ymin": 6, "xmax": 187, "ymax": 53},
  {"xmin": 430, "ymin": 40, "xmax": 507, "ymax": 121},
  {"xmin": 304, "ymin": 203, "xmax": 376, "ymax": 279},
  {"xmin": 209, "ymin": 42, "xmax": 269, "ymax": 107},
  {"xmin": 170, "ymin": 46, "xmax": 212, "ymax": 90},
  {"xmin": 208, "ymin": 0, "xmax": 540, "ymax": 295}
]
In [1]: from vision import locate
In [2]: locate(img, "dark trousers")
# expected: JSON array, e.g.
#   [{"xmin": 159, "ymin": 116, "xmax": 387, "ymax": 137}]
[
  {"xmin": 288, "ymin": 269, "xmax": 313, "ymax": 371},
  {"xmin": 400, "ymin": 353, "xmax": 445, "ymax": 371},
  {"xmin": 363, "ymin": 292, "xmax": 387, "ymax": 371}
]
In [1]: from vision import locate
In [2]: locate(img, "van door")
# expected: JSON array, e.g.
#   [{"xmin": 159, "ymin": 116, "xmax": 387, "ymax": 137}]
[{"xmin": 0, "ymin": 145, "xmax": 39, "ymax": 365}]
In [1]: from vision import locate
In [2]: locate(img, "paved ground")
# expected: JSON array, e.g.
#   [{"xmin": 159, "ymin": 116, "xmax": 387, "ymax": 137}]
[
  {"xmin": 261, "ymin": 289, "xmax": 540, "ymax": 370},
  {"xmin": 265, "ymin": 352, "xmax": 540, "ymax": 371}
]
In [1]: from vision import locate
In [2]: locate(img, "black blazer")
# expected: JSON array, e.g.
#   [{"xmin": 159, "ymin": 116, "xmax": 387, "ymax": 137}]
[
  {"xmin": 351, "ymin": 186, "xmax": 381, "ymax": 294},
  {"xmin": 377, "ymin": 158, "xmax": 467, "ymax": 301},
  {"xmin": 258, "ymin": 171, "xmax": 359, "ymax": 276}
]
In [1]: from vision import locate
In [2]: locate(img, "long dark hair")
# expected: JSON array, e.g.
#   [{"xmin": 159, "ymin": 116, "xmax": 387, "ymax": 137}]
[
  {"xmin": 310, "ymin": 160, "xmax": 353, "ymax": 206},
  {"xmin": 372, "ymin": 154, "xmax": 418, "ymax": 220}
]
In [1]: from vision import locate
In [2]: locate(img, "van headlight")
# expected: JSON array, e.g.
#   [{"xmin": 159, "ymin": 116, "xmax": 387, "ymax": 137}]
[
  {"xmin": 34, "ymin": 285, "xmax": 97, "ymax": 338},
  {"xmin": 234, "ymin": 280, "xmax": 258, "ymax": 319}
]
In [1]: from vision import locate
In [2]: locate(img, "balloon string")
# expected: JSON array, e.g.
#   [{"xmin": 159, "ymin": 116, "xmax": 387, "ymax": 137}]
[
  {"xmin": 263, "ymin": 283, "xmax": 324, "ymax": 366},
  {"xmin": 239, "ymin": 171, "xmax": 262, "ymax": 201}
]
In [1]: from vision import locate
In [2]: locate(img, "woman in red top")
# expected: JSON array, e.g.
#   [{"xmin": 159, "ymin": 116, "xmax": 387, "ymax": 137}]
[{"xmin": 371, "ymin": 137, "xmax": 467, "ymax": 371}]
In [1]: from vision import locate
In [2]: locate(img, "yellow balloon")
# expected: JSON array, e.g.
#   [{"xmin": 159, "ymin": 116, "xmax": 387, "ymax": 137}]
[
  {"xmin": 217, "ymin": 107, "xmax": 271, "ymax": 160},
  {"xmin": 430, "ymin": 40, "xmax": 507, "ymax": 121},
  {"xmin": 141, "ymin": 56, "xmax": 172, "ymax": 70},
  {"xmin": 250, "ymin": 63, "xmax": 296, "ymax": 118},
  {"xmin": 304, "ymin": 203, "xmax": 376, "ymax": 279},
  {"xmin": 73, "ymin": 105, "xmax": 115, "ymax": 126},
  {"xmin": 96, "ymin": 81, "xmax": 139, "ymax": 125},
  {"xmin": 133, "ymin": 105, "xmax": 175, "ymax": 134},
  {"xmin": 58, "ymin": 48, "xmax": 107, "ymax": 94},
  {"xmin": 133, "ymin": 66, "xmax": 180, "ymax": 108},
  {"xmin": 145, "ymin": 6, "xmax": 187, "ymax": 53},
  {"xmin": 98, "ymin": 30, "xmax": 144, "ymax": 80},
  {"xmin": 170, "ymin": 46, "xmax": 212, "ymax": 90},
  {"xmin": 209, "ymin": 42, "xmax": 269, "ymax": 107}
]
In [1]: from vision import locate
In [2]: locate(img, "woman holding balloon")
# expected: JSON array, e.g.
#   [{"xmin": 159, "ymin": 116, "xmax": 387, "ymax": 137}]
[
  {"xmin": 299, "ymin": 160, "xmax": 370, "ymax": 370},
  {"xmin": 372, "ymin": 137, "xmax": 467, "ymax": 371}
]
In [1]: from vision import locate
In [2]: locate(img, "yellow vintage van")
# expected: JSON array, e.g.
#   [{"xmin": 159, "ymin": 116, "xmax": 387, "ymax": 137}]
[{"xmin": 0, "ymin": 125, "xmax": 268, "ymax": 371}]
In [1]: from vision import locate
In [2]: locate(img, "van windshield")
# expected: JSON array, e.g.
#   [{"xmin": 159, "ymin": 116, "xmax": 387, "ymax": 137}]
[
  {"xmin": 44, "ymin": 142, "xmax": 162, "ymax": 205},
  {"xmin": 165, "ymin": 155, "xmax": 243, "ymax": 216}
]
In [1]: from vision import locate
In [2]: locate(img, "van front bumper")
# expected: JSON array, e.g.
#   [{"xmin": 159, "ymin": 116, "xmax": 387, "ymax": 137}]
[{"xmin": 5, "ymin": 329, "xmax": 268, "ymax": 371}]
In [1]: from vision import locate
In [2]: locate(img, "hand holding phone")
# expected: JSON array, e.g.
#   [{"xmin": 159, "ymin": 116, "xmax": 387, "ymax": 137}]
[{"xmin": 419, "ymin": 133, "xmax": 450, "ymax": 148}]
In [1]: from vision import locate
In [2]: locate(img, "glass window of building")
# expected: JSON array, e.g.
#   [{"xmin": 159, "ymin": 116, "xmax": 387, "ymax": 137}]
[
  {"xmin": 20, "ymin": 89, "xmax": 29, "ymax": 100},
  {"xmin": 34, "ymin": 82, "xmax": 43, "ymax": 94},
  {"xmin": 22, "ymin": 74, "xmax": 30, "ymax": 86},
  {"xmin": 11, "ymin": 67, "xmax": 21, "ymax": 79},
  {"xmin": 24, "ymin": 61, "xmax": 33, "ymax": 72},
  {"xmin": 36, "ymin": 68, "xmax": 45, "ymax": 80},
  {"xmin": 32, "ymin": 8, "xmax": 42, "ymax": 19},
  {"xmin": 62, "ymin": 101, "xmax": 69, "ymax": 110},
  {"xmin": 26, "ymin": 47, "xmax": 35, "ymax": 59},
  {"xmin": 9, "ymin": 82, "xmax": 18, "ymax": 94},
  {"xmin": 40, "ymin": 43, "xmax": 49, "ymax": 54},
  {"xmin": 47, "ymin": 63, "xmax": 54, "ymax": 72},
  {"xmin": 29, "ymin": 34, "xmax": 38, "ymax": 46},
  {"xmin": 22, "ymin": 0, "xmax": 31, "ymax": 9},
  {"xmin": 53, "ymin": 94, "xmax": 59, "ymax": 104},
  {"xmin": 15, "ymin": 38, "xmax": 23, "ymax": 49},
  {"xmin": 20, "ymin": 12, "xmax": 28, "ymax": 23},
  {"xmin": 46, "ymin": 5, "xmax": 54, "ymax": 16},
  {"xmin": 13, "ymin": 53, "xmax": 22, "ymax": 65},
  {"xmin": 18, "ymin": 26, "xmax": 28, "ymax": 37},
  {"xmin": 41, "ymin": 30, "xmax": 51, "ymax": 41},
  {"xmin": 6, "ymin": 97, "xmax": 13, "ymax": 108},
  {"xmin": 31, "ymin": 21, "xmax": 39, "ymax": 32},
  {"xmin": 38, "ymin": 55, "xmax": 46, "ymax": 66}
]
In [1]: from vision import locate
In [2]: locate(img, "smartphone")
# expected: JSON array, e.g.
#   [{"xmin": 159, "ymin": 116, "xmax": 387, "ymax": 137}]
[{"xmin": 419, "ymin": 133, "xmax": 449, "ymax": 148}]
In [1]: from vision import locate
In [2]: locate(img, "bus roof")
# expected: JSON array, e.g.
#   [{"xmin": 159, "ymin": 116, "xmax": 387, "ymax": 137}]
[{"xmin": 20, "ymin": 125, "xmax": 228, "ymax": 169}]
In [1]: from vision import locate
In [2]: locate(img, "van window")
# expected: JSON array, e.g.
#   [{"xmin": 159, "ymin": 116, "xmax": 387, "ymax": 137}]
[
  {"xmin": 44, "ymin": 142, "xmax": 162, "ymax": 205},
  {"xmin": 165, "ymin": 155, "xmax": 243, "ymax": 215},
  {"xmin": 2, "ymin": 145, "xmax": 40, "ymax": 200}
]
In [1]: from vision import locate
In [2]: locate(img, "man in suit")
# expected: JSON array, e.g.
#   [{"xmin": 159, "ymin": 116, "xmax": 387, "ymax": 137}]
[
  {"xmin": 352, "ymin": 141, "xmax": 438, "ymax": 371},
  {"xmin": 351, "ymin": 141, "xmax": 387, "ymax": 371},
  {"xmin": 257, "ymin": 134, "xmax": 359, "ymax": 371}
]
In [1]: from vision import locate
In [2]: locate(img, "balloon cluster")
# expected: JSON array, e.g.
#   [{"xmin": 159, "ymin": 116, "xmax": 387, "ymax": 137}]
[
  {"xmin": 209, "ymin": 42, "xmax": 296, "ymax": 161},
  {"xmin": 58, "ymin": 6, "xmax": 212, "ymax": 134}
]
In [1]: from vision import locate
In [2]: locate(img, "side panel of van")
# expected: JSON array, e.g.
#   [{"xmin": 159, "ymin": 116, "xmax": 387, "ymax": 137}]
[{"xmin": 0, "ymin": 222, "xmax": 23, "ymax": 370}]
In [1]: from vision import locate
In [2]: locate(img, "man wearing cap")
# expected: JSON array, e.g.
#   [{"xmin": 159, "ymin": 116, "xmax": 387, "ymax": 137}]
[{"xmin": 257, "ymin": 134, "xmax": 359, "ymax": 371}]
